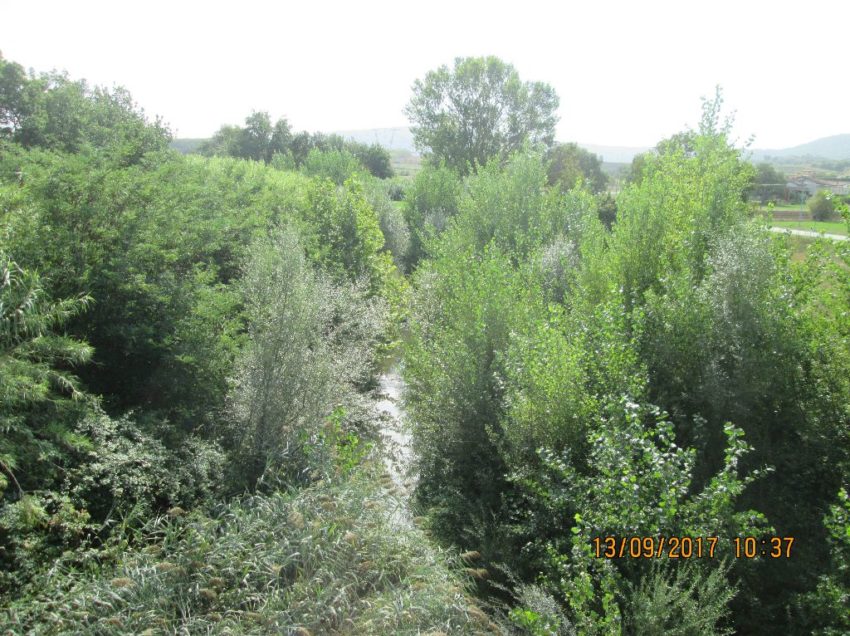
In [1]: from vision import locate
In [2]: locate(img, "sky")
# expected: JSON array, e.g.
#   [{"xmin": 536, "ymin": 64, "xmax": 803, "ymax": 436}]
[{"xmin": 1, "ymin": 0, "xmax": 847, "ymax": 149}]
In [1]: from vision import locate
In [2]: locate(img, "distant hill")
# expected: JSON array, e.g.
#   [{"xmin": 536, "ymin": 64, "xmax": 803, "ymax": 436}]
[
  {"xmin": 330, "ymin": 128, "xmax": 653, "ymax": 161},
  {"xmin": 333, "ymin": 127, "xmax": 416, "ymax": 152},
  {"xmin": 751, "ymin": 134, "xmax": 850, "ymax": 162},
  {"xmin": 584, "ymin": 136, "xmax": 850, "ymax": 164},
  {"xmin": 170, "ymin": 138, "xmax": 207, "ymax": 154},
  {"xmin": 170, "ymin": 131, "xmax": 850, "ymax": 164},
  {"xmin": 576, "ymin": 143, "xmax": 649, "ymax": 163}
]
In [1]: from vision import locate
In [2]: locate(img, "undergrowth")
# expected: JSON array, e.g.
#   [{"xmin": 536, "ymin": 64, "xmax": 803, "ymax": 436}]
[{"xmin": 0, "ymin": 461, "xmax": 500, "ymax": 635}]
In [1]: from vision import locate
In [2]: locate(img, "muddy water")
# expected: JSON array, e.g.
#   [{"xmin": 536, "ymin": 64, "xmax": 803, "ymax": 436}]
[{"xmin": 375, "ymin": 369, "xmax": 416, "ymax": 499}]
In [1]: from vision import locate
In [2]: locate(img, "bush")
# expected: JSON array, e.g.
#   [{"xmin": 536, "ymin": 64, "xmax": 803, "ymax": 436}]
[
  {"xmin": 227, "ymin": 227, "xmax": 386, "ymax": 490},
  {"xmin": 301, "ymin": 147, "xmax": 364, "ymax": 185},
  {"xmin": 403, "ymin": 162, "xmax": 462, "ymax": 269},
  {"xmin": 362, "ymin": 178, "xmax": 410, "ymax": 269},
  {"xmin": 385, "ymin": 176, "xmax": 409, "ymax": 201},
  {"xmin": 625, "ymin": 561, "xmax": 737, "ymax": 636},
  {"xmin": 808, "ymin": 190, "xmax": 836, "ymax": 221}
]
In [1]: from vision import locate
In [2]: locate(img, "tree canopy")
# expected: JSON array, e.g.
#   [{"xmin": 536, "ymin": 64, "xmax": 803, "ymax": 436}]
[
  {"xmin": 0, "ymin": 53, "xmax": 169, "ymax": 163},
  {"xmin": 749, "ymin": 162, "xmax": 787, "ymax": 203},
  {"xmin": 198, "ymin": 111, "xmax": 394, "ymax": 178},
  {"xmin": 545, "ymin": 142, "xmax": 609, "ymax": 193},
  {"xmin": 405, "ymin": 56, "xmax": 559, "ymax": 174}
]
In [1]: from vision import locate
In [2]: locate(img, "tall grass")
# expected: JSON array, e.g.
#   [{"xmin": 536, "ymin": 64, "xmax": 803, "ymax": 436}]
[{"xmin": 1, "ymin": 461, "xmax": 501, "ymax": 635}]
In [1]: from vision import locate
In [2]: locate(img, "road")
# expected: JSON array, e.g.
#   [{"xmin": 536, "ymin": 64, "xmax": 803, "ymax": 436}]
[{"xmin": 769, "ymin": 227, "xmax": 849, "ymax": 241}]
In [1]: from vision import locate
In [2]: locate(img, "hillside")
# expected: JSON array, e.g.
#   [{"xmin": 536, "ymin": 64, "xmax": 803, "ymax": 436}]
[
  {"xmin": 169, "ymin": 137, "xmax": 206, "ymax": 154},
  {"xmin": 751, "ymin": 133, "xmax": 850, "ymax": 161},
  {"xmin": 171, "ymin": 131, "xmax": 850, "ymax": 165},
  {"xmin": 333, "ymin": 126, "xmax": 417, "ymax": 152}
]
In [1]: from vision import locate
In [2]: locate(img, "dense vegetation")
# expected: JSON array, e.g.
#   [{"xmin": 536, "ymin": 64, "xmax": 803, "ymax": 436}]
[
  {"xmin": 0, "ymin": 52, "xmax": 488, "ymax": 634},
  {"xmin": 1, "ymin": 51, "xmax": 849, "ymax": 634},
  {"xmin": 400, "ymin": 79, "xmax": 850, "ymax": 633},
  {"xmin": 198, "ymin": 110, "xmax": 395, "ymax": 180}
]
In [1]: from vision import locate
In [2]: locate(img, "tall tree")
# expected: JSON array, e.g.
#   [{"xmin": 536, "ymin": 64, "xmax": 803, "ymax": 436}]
[
  {"xmin": 405, "ymin": 56, "xmax": 559, "ymax": 175},
  {"xmin": 0, "ymin": 53, "xmax": 169, "ymax": 163}
]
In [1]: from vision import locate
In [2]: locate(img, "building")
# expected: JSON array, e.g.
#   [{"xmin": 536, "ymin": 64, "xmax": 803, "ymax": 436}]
[{"xmin": 786, "ymin": 176, "xmax": 850, "ymax": 199}]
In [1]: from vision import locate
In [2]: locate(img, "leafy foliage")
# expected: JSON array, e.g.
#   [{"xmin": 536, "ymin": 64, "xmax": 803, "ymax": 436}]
[
  {"xmin": 0, "ymin": 53, "xmax": 169, "ymax": 163},
  {"xmin": 302, "ymin": 147, "xmax": 364, "ymax": 185},
  {"xmin": 402, "ymin": 88, "xmax": 850, "ymax": 634},
  {"xmin": 198, "ymin": 111, "xmax": 394, "ymax": 178},
  {"xmin": 795, "ymin": 488, "xmax": 850, "ymax": 633},
  {"xmin": 546, "ymin": 142, "xmax": 609, "ymax": 194},
  {"xmin": 403, "ymin": 161, "xmax": 462, "ymax": 269},
  {"xmin": 405, "ymin": 56, "xmax": 559, "ymax": 174},
  {"xmin": 227, "ymin": 227, "xmax": 386, "ymax": 489},
  {"xmin": 748, "ymin": 162, "xmax": 786, "ymax": 203},
  {"xmin": 3, "ymin": 50, "xmax": 849, "ymax": 635},
  {"xmin": 808, "ymin": 189, "xmax": 836, "ymax": 221},
  {"xmin": 624, "ymin": 561, "xmax": 737, "ymax": 636},
  {"xmin": 0, "ymin": 254, "xmax": 92, "ymax": 497}
]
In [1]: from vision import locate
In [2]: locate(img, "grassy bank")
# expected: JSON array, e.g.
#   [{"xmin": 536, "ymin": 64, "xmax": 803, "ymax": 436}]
[{"xmin": 1, "ymin": 462, "xmax": 499, "ymax": 635}]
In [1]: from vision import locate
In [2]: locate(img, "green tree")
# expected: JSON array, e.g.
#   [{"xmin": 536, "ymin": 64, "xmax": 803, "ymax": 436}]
[
  {"xmin": 808, "ymin": 189, "xmax": 836, "ymax": 221},
  {"xmin": 270, "ymin": 117, "xmax": 293, "ymax": 157},
  {"xmin": 300, "ymin": 177, "xmax": 393, "ymax": 295},
  {"xmin": 0, "ymin": 254, "xmax": 93, "ymax": 497},
  {"xmin": 405, "ymin": 56, "xmax": 559, "ymax": 174},
  {"xmin": 403, "ymin": 162, "xmax": 463, "ymax": 269},
  {"xmin": 624, "ymin": 151, "xmax": 650, "ymax": 185},
  {"xmin": 302, "ymin": 147, "xmax": 363, "ymax": 185},
  {"xmin": 796, "ymin": 488, "xmax": 850, "ymax": 633},
  {"xmin": 749, "ymin": 162, "xmax": 786, "ymax": 203},
  {"xmin": 0, "ymin": 53, "xmax": 169, "ymax": 162},
  {"xmin": 625, "ymin": 131, "xmax": 698, "ymax": 185},
  {"xmin": 237, "ymin": 111, "xmax": 274, "ymax": 161},
  {"xmin": 362, "ymin": 178, "xmax": 410, "ymax": 269},
  {"xmin": 546, "ymin": 142, "xmax": 608, "ymax": 194},
  {"xmin": 351, "ymin": 142, "xmax": 394, "ymax": 179},
  {"xmin": 199, "ymin": 111, "xmax": 280, "ymax": 162}
]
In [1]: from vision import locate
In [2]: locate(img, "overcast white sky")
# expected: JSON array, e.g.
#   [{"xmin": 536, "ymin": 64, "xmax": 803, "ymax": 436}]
[{"xmin": 1, "ymin": 0, "xmax": 847, "ymax": 149}]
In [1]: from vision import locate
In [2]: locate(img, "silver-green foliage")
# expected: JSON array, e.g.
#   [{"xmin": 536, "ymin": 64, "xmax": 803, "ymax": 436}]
[
  {"xmin": 362, "ymin": 177, "xmax": 410, "ymax": 269},
  {"xmin": 228, "ymin": 227, "xmax": 386, "ymax": 487},
  {"xmin": 625, "ymin": 561, "xmax": 736, "ymax": 636}
]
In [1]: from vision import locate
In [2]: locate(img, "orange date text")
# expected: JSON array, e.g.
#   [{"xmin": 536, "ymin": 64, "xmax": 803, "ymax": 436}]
[{"xmin": 592, "ymin": 536, "xmax": 719, "ymax": 559}]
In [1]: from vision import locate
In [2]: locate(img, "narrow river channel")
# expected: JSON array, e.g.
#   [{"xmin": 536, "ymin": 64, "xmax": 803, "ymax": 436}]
[{"xmin": 375, "ymin": 369, "xmax": 417, "ymax": 525}]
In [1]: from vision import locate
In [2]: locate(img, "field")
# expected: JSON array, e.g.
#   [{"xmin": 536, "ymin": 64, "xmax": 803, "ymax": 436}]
[{"xmin": 388, "ymin": 148, "xmax": 422, "ymax": 177}]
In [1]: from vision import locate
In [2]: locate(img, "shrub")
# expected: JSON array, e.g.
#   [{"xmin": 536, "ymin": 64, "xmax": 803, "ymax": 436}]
[
  {"xmin": 227, "ymin": 227, "xmax": 386, "ymax": 490},
  {"xmin": 301, "ymin": 147, "xmax": 364, "ymax": 185},
  {"xmin": 808, "ymin": 190, "xmax": 836, "ymax": 221},
  {"xmin": 362, "ymin": 177, "xmax": 410, "ymax": 269},
  {"xmin": 403, "ymin": 162, "xmax": 462, "ymax": 268},
  {"xmin": 625, "ymin": 561, "xmax": 737, "ymax": 636}
]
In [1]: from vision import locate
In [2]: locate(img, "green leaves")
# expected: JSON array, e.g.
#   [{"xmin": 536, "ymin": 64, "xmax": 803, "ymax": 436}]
[
  {"xmin": 228, "ymin": 227, "xmax": 386, "ymax": 490},
  {"xmin": 405, "ymin": 56, "xmax": 559, "ymax": 175},
  {"xmin": 0, "ymin": 53, "xmax": 169, "ymax": 162},
  {"xmin": 0, "ymin": 255, "xmax": 93, "ymax": 479}
]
